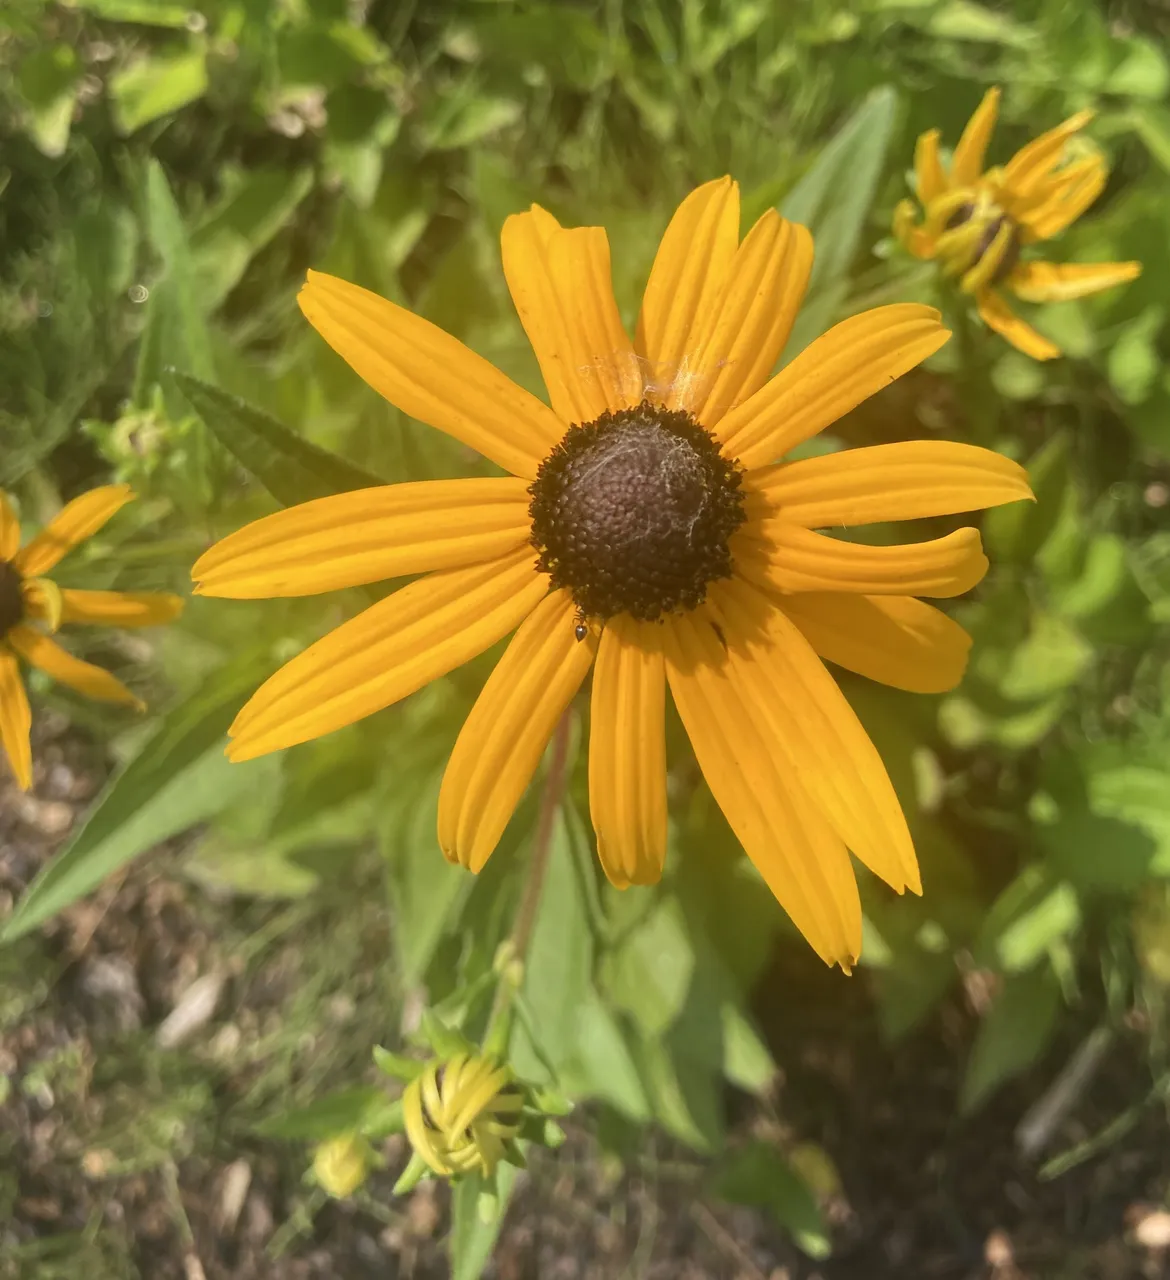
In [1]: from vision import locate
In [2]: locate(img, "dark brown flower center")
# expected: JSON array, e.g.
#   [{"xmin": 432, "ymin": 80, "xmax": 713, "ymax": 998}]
[
  {"xmin": 945, "ymin": 203, "xmax": 1021, "ymax": 284},
  {"xmin": 0, "ymin": 561, "xmax": 23, "ymax": 638},
  {"xmin": 527, "ymin": 401, "xmax": 745, "ymax": 625}
]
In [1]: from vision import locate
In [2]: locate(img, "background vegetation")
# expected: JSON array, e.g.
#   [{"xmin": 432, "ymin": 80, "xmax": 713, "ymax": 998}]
[{"xmin": 3, "ymin": 0, "xmax": 1170, "ymax": 1275}]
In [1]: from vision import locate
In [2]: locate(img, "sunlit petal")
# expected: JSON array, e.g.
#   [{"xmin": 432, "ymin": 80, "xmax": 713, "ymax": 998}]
[
  {"xmin": 438, "ymin": 589, "xmax": 594, "ymax": 873},
  {"xmin": 228, "ymin": 547, "xmax": 547, "ymax": 762},
  {"xmin": 0, "ymin": 647, "xmax": 32, "ymax": 790},
  {"xmin": 747, "ymin": 440, "xmax": 1033, "ymax": 528},
  {"xmin": 589, "ymin": 616, "xmax": 668, "ymax": 888},
  {"xmin": 298, "ymin": 270, "xmax": 561, "ymax": 479},
  {"xmin": 716, "ymin": 305, "xmax": 949, "ymax": 469},
  {"xmin": 14, "ymin": 485, "xmax": 134, "ymax": 578},
  {"xmin": 194, "ymin": 479, "xmax": 532, "ymax": 598}
]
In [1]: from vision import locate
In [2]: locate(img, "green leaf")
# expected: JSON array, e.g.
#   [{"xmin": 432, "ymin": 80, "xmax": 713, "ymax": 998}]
[
  {"xmin": 111, "ymin": 49, "xmax": 209, "ymax": 135},
  {"xmin": 568, "ymin": 991, "xmax": 651, "ymax": 1121},
  {"xmin": 1040, "ymin": 808, "xmax": 1157, "ymax": 893},
  {"xmin": 720, "ymin": 1002, "xmax": 775, "ymax": 1094},
  {"xmin": 996, "ymin": 613, "xmax": 1093, "ymax": 702},
  {"xmin": 1108, "ymin": 306, "xmax": 1164, "ymax": 405},
  {"xmin": 72, "ymin": 0, "xmax": 196, "ymax": 25},
  {"xmin": 510, "ymin": 803, "xmax": 594, "ymax": 1077},
  {"xmin": 780, "ymin": 86, "xmax": 897, "ymax": 353},
  {"xmin": 1, "ymin": 656, "xmax": 271, "ymax": 943},
  {"xmin": 984, "ymin": 433, "xmax": 1072, "ymax": 564},
  {"xmin": 927, "ymin": 0, "xmax": 1035, "ymax": 46},
  {"xmin": 450, "ymin": 1166, "xmax": 518, "ymax": 1280},
  {"xmin": 636, "ymin": 1034, "xmax": 722, "ymax": 1151},
  {"xmin": 1129, "ymin": 104, "xmax": 1170, "ymax": 174},
  {"xmin": 171, "ymin": 370, "xmax": 386, "ymax": 506},
  {"xmin": 254, "ymin": 1086, "xmax": 389, "ymax": 1140},
  {"xmin": 419, "ymin": 95, "xmax": 523, "ymax": 151},
  {"xmin": 960, "ymin": 967, "xmax": 1062, "ymax": 1114},
  {"xmin": 976, "ymin": 866, "xmax": 1081, "ymax": 974},
  {"xmin": 135, "ymin": 160, "xmax": 215, "ymax": 410},
  {"xmin": 17, "ymin": 44, "xmax": 81, "ymax": 157},
  {"xmin": 1104, "ymin": 35, "xmax": 1170, "ymax": 99},
  {"xmin": 1089, "ymin": 766, "xmax": 1170, "ymax": 873},
  {"xmin": 601, "ymin": 893, "xmax": 694, "ymax": 1036},
  {"xmin": 190, "ymin": 167, "xmax": 315, "ymax": 309},
  {"xmin": 714, "ymin": 1142, "xmax": 830, "ymax": 1259},
  {"xmin": 381, "ymin": 772, "xmax": 471, "ymax": 986}
]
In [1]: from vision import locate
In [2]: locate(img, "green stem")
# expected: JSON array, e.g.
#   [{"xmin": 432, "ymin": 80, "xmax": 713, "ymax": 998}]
[
  {"xmin": 482, "ymin": 710, "xmax": 574, "ymax": 1057},
  {"xmin": 952, "ymin": 299, "xmax": 997, "ymax": 447}
]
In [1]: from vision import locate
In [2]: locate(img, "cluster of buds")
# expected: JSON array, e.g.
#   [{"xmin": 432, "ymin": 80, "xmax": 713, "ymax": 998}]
[{"xmin": 310, "ymin": 1013, "xmax": 569, "ymax": 1201}]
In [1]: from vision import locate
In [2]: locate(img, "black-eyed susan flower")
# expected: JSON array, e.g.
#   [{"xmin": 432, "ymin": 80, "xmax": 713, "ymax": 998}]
[
  {"xmin": 894, "ymin": 87, "xmax": 1141, "ymax": 360},
  {"xmin": 0, "ymin": 485, "xmax": 183, "ymax": 790},
  {"xmin": 194, "ymin": 177, "xmax": 1034, "ymax": 969}
]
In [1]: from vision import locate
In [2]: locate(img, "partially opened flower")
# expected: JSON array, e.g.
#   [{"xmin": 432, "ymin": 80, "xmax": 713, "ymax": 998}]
[
  {"xmin": 894, "ymin": 87, "xmax": 1141, "ymax": 360},
  {"xmin": 0, "ymin": 485, "xmax": 183, "ymax": 790},
  {"xmin": 194, "ymin": 177, "xmax": 1034, "ymax": 969}
]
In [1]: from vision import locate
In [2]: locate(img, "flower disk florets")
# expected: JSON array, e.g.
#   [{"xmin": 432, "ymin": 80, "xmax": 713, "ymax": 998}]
[
  {"xmin": 945, "ymin": 202, "xmax": 1021, "ymax": 284},
  {"xmin": 528, "ymin": 401, "xmax": 745, "ymax": 623},
  {"xmin": 0, "ymin": 561, "xmax": 23, "ymax": 638}
]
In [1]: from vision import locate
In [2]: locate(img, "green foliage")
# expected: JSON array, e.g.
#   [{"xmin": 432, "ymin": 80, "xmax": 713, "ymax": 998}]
[{"xmin": 4, "ymin": 0, "xmax": 1170, "ymax": 1273}]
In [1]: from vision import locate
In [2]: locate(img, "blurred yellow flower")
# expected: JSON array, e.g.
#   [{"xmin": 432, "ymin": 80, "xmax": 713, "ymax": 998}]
[
  {"xmin": 0, "ymin": 485, "xmax": 183, "ymax": 790},
  {"xmin": 894, "ymin": 87, "xmax": 1141, "ymax": 360},
  {"xmin": 313, "ymin": 1132, "xmax": 376, "ymax": 1198},
  {"xmin": 194, "ymin": 177, "xmax": 1035, "ymax": 969},
  {"xmin": 402, "ymin": 1055, "xmax": 524, "ymax": 1180}
]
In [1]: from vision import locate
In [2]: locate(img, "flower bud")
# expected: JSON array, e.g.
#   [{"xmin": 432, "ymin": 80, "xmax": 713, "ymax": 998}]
[
  {"xmin": 313, "ymin": 1132, "xmax": 375, "ymax": 1198},
  {"xmin": 402, "ymin": 1054, "xmax": 524, "ymax": 1180}
]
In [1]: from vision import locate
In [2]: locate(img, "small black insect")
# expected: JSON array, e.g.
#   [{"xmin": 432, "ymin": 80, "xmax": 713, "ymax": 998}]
[{"xmin": 574, "ymin": 622, "xmax": 589, "ymax": 642}]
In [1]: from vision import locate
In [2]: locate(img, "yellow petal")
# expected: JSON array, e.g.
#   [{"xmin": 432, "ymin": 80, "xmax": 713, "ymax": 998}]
[
  {"xmin": 13, "ymin": 485, "xmax": 134, "ymax": 578},
  {"xmin": 740, "ymin": 523, "xmax": 988, "ymax": 598},
  {"xmin": 228, "ymin": 547, "xmax": 548, "ymax": 762},
  {"xmin": 0, "ymin": 647, "xmax": 32, "ymax": 790},
  {"xmin": 21, "ymin": 577, "xmax": 63, "ymax": 632},
  {"xmin": 1013, "ymin": 155, "xmax": 1105, "ymax": 240},
  {"xmin": 502, "ymin": 211, "xmax": 641, "ymax": 425},
  {"xmin": 666, "ymin": 212, "xmax": 813, "ymax": 428},
  {"xmin": 893, "ymin": 200, "xmax": 936, "ymax": 259},
  {"xmin": 635, "ymin": 177, "xmax": 741, "ymax": 391},
  {"xmin": 976, "ymin": 289, "xmax": 1059, "ymax": 361},
  {"xmin": 663, "ymin": 610, "xmax": 861, "ymax": 969},
  {"xmin": 0, "ymin": 491, "xmax": 20, "ymax": 561},
  {"xmin": 437, "ymin": 589, "xmax": 594, "ymax": 873},
  {"xmin": 194, "ymin": 479, "xmax": 532, "ymax": 598},
  {"xmin": 950, "ymin": 87, "xmax": 1001, "ymax": 187},
  {"xmin": 781, "ymin": 592, "xmax": 972, "ymax": 695},
  {"xmin": 914, "ymin": 129, "xmax": 947, "ymax": 204},
  {"xmin": 588, "ymin": 615, "xmax": 668, "ymax": 889},
  {"xmin": 1002, "ymin": 110, "xmax": 1094, "ymax": 198},
  {"xmin": 1007, "ymin": 260, "xmax": 1142, "ymax": 304},
  {"xmin": 58, "ymin": 590, "xmax": 185, "ymax": 628},
  {"xmin": 710, "ymin": 581, "xmax": 919, "ymax": 893},
  {"xmin": 297, "ymin": 270, "xmax": 561, "ymax": 480},
  {"xmin": 959, "ymin": 217, "xmax": 1016, "ymax": 294},
  {"xmin": 716, "ymin": 305, "xmax": 949, "ymax": 470},
  {"xmin": 747, "ymin": 440, "xmax": 1033, "ymax": 528},
  {"xmin": 7, "ymin": 625, "xmax": 142, "ymax": 707},
  {"xmin": 549, "ymin": 225, "xmax": 643, "ymax": 415}
]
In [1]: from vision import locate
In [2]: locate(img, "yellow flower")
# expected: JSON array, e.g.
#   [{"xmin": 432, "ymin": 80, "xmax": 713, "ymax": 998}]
[
  {"xmin": 894, "ymin": 87, "xmax": 1141, "ymax": 360},
  {"xmin": 194, "ymin": 177, "xmax": 1034, "ymax": 969},
  {"xmin": 402, "ymin": 1055, "xmax": 524, "ymax": 1179},
  {"xmin": 313, "ymin": 1131, "xmax": 376, "ymax": 1198},
  {"xmin": 0, "ymin": 485, "xmax": 183, "ymax": 790}
]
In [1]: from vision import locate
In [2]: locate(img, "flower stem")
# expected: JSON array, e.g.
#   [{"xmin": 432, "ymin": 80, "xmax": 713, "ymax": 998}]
[
  {"xmin": 482, "ymin": 710, "xmax": 574, "ymax": 1055},
  {"xmin": 953, "ymin": 300, "xmax": 997, "ymax": 447}
]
